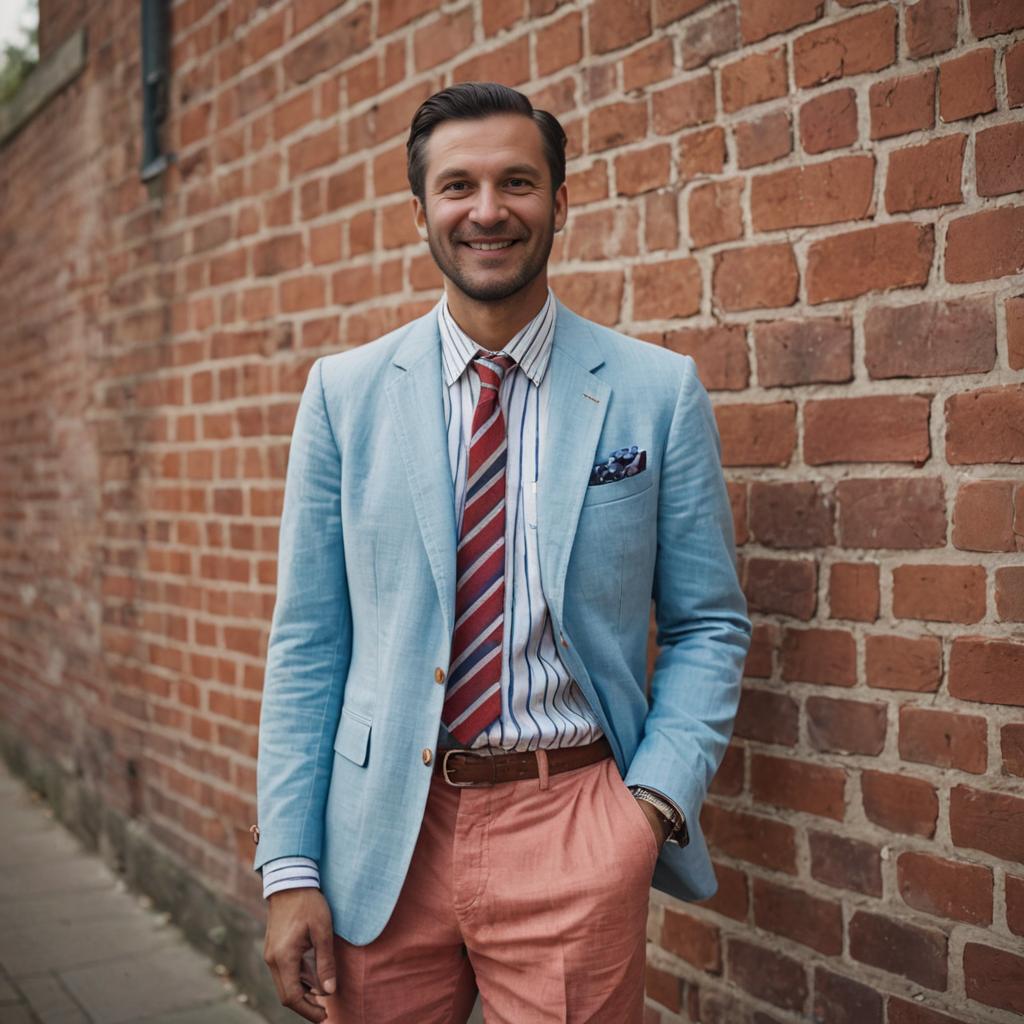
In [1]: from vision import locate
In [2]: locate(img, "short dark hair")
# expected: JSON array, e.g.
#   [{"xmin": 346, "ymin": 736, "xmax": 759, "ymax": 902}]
[{"xmin": 406, "ymin": 82, "xmax": 567, "ymax": 204}]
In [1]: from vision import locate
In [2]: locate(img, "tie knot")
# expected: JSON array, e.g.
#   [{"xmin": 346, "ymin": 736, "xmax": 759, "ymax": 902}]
[{"xmin": 472, "ymin": 352, "xmax": 516, "ymax": 389}]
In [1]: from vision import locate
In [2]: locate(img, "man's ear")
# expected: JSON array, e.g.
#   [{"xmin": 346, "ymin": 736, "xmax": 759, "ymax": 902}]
[
  {"xmin": 553, "ymin": 181, "xmax": 568, "ymax": 233},
  {"xmin": 411, "ymin": 195, "xmax": 428, "ymax": 241}
]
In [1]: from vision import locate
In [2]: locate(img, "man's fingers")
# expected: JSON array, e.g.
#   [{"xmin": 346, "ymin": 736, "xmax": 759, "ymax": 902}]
[
  {"xmin": 269, "ymin": 952, "xmax": 326, "ymax": 1022},
  {"xmin": 311, "ymin": 918, "xmax": 338, "ymax": 996}
]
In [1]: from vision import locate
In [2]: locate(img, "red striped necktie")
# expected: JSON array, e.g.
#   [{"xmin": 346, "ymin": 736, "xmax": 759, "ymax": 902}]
[{"xmin": 442, "ymin": 352, "xmax": 516, "ymax": 745}]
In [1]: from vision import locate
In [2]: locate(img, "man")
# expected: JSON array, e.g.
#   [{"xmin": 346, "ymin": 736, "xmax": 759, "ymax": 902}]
[{"xmin": 254, "ymin": 82, "xmax": 751, "ymax": 1023}]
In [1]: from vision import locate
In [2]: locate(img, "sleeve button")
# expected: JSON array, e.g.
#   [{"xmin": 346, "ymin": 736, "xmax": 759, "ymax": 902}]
[
  {"xmin": 422, "ymin": 748, "xmax": 433, "ymax": 766},
  {"xmin": 434, "ymin": 667, "xmax": 445, "ymax": 684}
]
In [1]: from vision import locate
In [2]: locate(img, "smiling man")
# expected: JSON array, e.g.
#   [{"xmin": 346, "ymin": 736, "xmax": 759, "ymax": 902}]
[{"xmin": 254, "ymin": 83, "xmax": 751, "ymax": 1024}]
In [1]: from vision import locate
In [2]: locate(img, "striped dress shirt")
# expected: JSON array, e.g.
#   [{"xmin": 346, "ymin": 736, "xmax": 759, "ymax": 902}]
[{"xmin": 263, "ymin": 289, "xmax": 602, "ymax": 898}]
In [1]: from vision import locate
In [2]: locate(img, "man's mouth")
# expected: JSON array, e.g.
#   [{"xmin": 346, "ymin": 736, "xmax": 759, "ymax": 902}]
[{"xmin": 460, "ymin": 240, "xmax": 518, "ymax": 251}]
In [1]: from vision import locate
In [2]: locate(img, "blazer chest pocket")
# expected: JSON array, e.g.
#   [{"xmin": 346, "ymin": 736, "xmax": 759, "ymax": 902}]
[
  {"xmin": 581, "ymin": 470, "xmax": 654, "ymax": 508},
  {"xmin": 334, "ymin": 708, "xmax": 371, "ymax": 766}
]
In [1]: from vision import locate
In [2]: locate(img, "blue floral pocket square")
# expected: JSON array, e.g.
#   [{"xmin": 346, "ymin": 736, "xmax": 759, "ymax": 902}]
[{"xmin": 589, "ymin": 445, "xmax": 647, "ymax": 486}]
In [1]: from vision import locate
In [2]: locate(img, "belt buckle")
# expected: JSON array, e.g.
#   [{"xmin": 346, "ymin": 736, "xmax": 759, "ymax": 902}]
[{"xmin": 442, "ymin": 747, "xmax": 496, "ymax": 787}]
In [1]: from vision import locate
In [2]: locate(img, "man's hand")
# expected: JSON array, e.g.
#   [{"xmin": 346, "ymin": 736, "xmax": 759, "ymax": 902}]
[
  {"xmin": 264, "ymin": 888, "xmax": 337, "ymax": 1022},
  {"xmin": 635, "ymin": 797, "xmax": 671, "ymax": 851}
]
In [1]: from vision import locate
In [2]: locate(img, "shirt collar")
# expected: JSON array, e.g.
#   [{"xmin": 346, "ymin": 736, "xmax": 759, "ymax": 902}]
[{"xmin": 437, "ymin": 288, "xmax": 556, "ymax": 388}]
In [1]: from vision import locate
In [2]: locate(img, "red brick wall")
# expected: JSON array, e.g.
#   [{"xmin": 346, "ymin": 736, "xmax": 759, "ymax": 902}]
[{"xmin": 1, "ymin": 1, "xmax": 1022, "ymax": 1020}]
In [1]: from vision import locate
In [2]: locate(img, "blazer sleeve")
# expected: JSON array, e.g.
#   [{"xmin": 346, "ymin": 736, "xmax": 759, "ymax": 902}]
[
  {"xmin": 254, "ymin": 356, "xmax": 352, "ymax": 871},
  {"xmin": 623, "ymin": 355, "xmax": 752, "ymax": 829}
]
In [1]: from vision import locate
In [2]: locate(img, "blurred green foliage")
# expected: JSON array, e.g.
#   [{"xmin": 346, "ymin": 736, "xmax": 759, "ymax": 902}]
[{"xmin": 0, "ymin": 2, "xmax": 39, "ymax": 105}]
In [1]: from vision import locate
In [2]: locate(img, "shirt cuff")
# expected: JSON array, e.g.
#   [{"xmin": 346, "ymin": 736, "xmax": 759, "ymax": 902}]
[{"xmin": 261, "ymin": 856, "xmax": 321, "ymax": 899}]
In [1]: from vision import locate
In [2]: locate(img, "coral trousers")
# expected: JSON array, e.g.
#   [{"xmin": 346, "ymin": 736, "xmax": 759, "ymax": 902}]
[{"xmin": 318, "ymin": 753, "xmax": 659, "ymax": 1023}]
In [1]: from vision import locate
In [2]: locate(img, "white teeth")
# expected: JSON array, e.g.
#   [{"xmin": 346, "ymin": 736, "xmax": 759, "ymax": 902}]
[{"xmin": 466, "ymin": 241, "xmax": 515, "ymax": 250}]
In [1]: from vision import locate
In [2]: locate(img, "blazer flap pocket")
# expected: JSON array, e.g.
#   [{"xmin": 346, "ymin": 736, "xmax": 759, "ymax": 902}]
[{"xmin": 334, "ymin": 708, "xmax": 371, "ymax": 766}]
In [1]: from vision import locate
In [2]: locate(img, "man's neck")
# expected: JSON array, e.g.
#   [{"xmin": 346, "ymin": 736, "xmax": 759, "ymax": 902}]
[{"xmin": 444, "ymin": 276, "xmax": 549, "ymax": 352}]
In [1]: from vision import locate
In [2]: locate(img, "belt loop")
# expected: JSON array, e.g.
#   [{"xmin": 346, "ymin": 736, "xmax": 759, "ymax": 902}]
[{"xmin": 535, "ymin": 749, "xmax": 550, "ymax": 791}]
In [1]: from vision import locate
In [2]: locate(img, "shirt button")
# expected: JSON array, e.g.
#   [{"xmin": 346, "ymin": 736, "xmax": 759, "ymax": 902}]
[
  {"xmin": 434, "ymin": 667, "xmax": 445, "ymax": 684},
  {"xmin": 422, "ymin": 748, "xmax": 433, "ymax": 766}
]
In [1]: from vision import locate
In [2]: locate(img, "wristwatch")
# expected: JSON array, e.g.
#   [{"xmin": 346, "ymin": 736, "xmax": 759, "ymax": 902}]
[{"xmin": 629, "ymin": 786, "xmax": 689, "ymax": 847}]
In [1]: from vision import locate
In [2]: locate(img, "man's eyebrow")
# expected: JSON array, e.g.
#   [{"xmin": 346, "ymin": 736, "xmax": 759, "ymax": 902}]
[{"xmin": 433, "ymin": 163, "xmax": 544, "ymax": 185}]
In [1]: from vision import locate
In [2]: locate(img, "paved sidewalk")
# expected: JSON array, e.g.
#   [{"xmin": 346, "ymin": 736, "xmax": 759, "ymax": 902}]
[{"xmin": 0, "ymin": 760, "xmax": 269, "ymax": 1024}]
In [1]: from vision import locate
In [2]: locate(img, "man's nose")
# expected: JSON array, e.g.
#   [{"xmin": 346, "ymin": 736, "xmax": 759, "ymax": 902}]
[{"xmin": 469, "ymin": 185, "xmax": 508, "ymax": 226}]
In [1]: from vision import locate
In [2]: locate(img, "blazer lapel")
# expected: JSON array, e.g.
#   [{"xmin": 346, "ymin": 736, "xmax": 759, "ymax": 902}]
[
  {"xmin": 385, "ymin": 314, "xmax": 458, "ymax": 636},
  {"xmin": 538, "ymin": 304, "xmax": 610, "ymax": 627}
]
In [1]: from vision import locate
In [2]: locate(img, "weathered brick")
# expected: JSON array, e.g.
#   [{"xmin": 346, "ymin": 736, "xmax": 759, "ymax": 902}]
[
  {"xmin": 866, "ymin": 634, "xmax": 943, "ymax": 692},
  {"xmin": 953, "ymin": 480, "xmax": 1019, "ymax": 551},
  {"xmin": 752, "ymin": 155, "xmax": 874, "ymax": 230},
  {"xmin": 849, "ymin": 911, "xmax": 948, "ymax": 990},
  {"xmin": 753, "ymin": 879, "xmax": 843, "ymax": 954},
  {"xmin": 781, "ymin": 628, "xmax": 856, "ymax": 687},
  {"xmin": 793, "ymin": 8, "xmax": 897, "ymax": 87},
  {"xmin": 887, "ymin": 999, "xmax": 972, "ymax": 1024},
  {"xmin": 949, "ymin": 637, "xmax": 1024, "ymax": 706},
  {"xmin": 734, "ymin": 111, "xmax": 792, "ymax": 169},
  {"xmin": 622, "ymin": 38, "xmax": 674, "ymax": 91},
  {"xmin": 716, "ymin": 402, "xmax": 797, "ymax": 467},
  {"xmin": 739, "ymin": 0, "xmax": 823, "ymax": 44},
  {"xmin": 645, "ymin": 963, "xmax": 683, "ymax": 1013},
  {"xmin": 744, "ymin": 557, "xmax": 816, "ymax": 618},
  {"xmin": 837, "ymin": 477, "xmax": 946, "ymax": 550},
  {"xmin": 688, "ymin": 179, "xmax": 744, "ymax": 248},
  {"xmin": 588, "ymin": 99, "xmax": 648, "ymax": 152},
  {"xmin": 898, "ymin": 852, "xmax": 993, "ymax": 925},
  {"xmin": 899, "ymin": 707, "xmax": 988, "ymax": 774},
  {"xmin": 754, "ymin": 318, "xmax": 852, "ymax": 386},
  {"xmin": 677, "ymin": 125, "xmax": 727, "ymax": 180},
  {"xmin": 1007, "ymin": 39, "xmax": 1024, "ymax": 107},
  {"xmin": 661, "ymin": 908, "xmax": 721, "ymax": 972},
  {"xmin": 681, "ymin": 4, "xmax": 739, "ymax": 69},
  {"xmin": 633, "ymin": 258, "xmax": 701, "ymax": 319},
  {"xmin": 865, "ymin": 298, "xmax": 995, "ymax": 379},
  {"xmin": 870, "ymin": 69, "xmax": 936, "ymax": 140},
  {"xmin": 905, "ymin": 0, "xmax": 959, "ymax": 58},
  {"xmin": 952, "ymin": 785, "xmax": 1024, "ymax": 862},
  {"xmin": 721, "ymin": 47, "xmax": 787, "ymax": 112},
  {"xmin": 697, "ymin": 861, "xmax": 749, "ymax": 921},
  {"xmin": 728, "ymin": 940, "xmax": 808, "ymax": 1012},
  {"xmin": 892, "ymin": 564, "xmax": 986, "ymax": 623},
  {"xmin": 808, "ymin": 696, "xmax": 886, "ymax": 756},
  {"xmin": 807, "ymin": 223, "xmax": 934, "ymax": 304},
  {"xmin": 946, "ymin": 206, "xmax": 1024, "ymax": 283},
  {"xmin": 862, "ymin": 770, "xmax": 938, "ymax": 837},
  {"xmin": 946, "ymin": 384, "xmax": 1024, "ymax": 463},
  {"xmin": 662, "ymin": 325, "xmax": 749, "ymax": 390},
  {"xmin": 702, "ymin": 804, "xmax": 797, "ymax": 873},
  {"xmin": 939, "ymin": 47, "xmax": 996, "ymax": 121},
  {"xmin": 809, "ymin": 830, "xmax": 883, "ymax": 896},
  {"xmin": 589, "ymin": 0, "xmax": 651, "ymax": 54},
  {"xmin": 749, "ymin": 482, "xmax": 834, "ymax": 548},
  {"xmin": 413, "ymin": 8, "xmax": 474, "ymax": 70},
  {"xmin": 1008, "ymin": 874, "xmax": 1024, "ymax": 935},
  {"xmin": 829, "ymin": 562, "xmax": 879, "ymax": 622},
  {"xmin": 535, "ymin": 11, "xmax": 582, "ymax": 76},
  {"xmin": 885, "ymin": 134, "xmax": 965, "ymax": 213},
  {"xmin": 1007, "ymin": 295, "xmax": 1024, "ymax": 370},
  {"xmin": 975, "ymin": 121, "xmax": 1024, "ymax": 197},
  {"xmin": 799, "ymin": 88, "xmax": 858, "ymax": 154},
  {"xmin": 652, "ymin": 74, "xmax": 715, "ymax": 134},
  {"xmin": 713, "ymin": 244, "xmax": 799, "ymax": 311},
  {"xmin": 615, "ymin": 144, "xmax": 671, "ymax": 195},
  {"xmin": 963, "ymin": 943, "xmax": 1024, "ymax": 1016},
  {"xmin": 996, "ymin": 566, "xmax": 1024, "ymax": 620},
  {"xmin": 813, "ymin": 968, "xmax": 884, "ymax": 1024},
  {"xmin": 804, "ymin": 395, "xmax": 931, "ymax": 465},
  {"xmin": 734, "ymin": 688, "xmax": 799, "ymax": 746},
  {"xmin": 968, "ymin": 0, "xmax": 1024, "ymax": 37}
]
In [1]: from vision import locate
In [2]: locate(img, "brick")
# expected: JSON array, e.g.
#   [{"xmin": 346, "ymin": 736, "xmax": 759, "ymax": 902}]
[
  {"xmin": 949, "ymin": 637, "xmax": 1024, "ymax": 706},
  {"xmin": 697, "ymin": 862, "xmax": 749, "ymax": 921},
  {"xmin": 1007, "ymin": 39, "xmax": 1024, "ymax": 106},
  {"xmin": 1008, "ymin": 295, "xmax": 1024, "ymax": 370},
  {"xmin": 633, "ymin": 258, "xmax": 701, "ymax": 319},
  {"xmin": 744, "ymin": 557, "xmax": 815, "ymax": 617},
  {"xmin": 752, "ymin": 155, "xmax": 874, "ymax": 230},
  {"xmin": 799, "ymin": 88, "xmax": 857, "ymax": 154},
  {"xmin": 453, "ymin": 36, "xmax": 531, "ymax": 85},
  {"xmin": 589, "ymin": 0, "xmax": 651, "ymax": 54},
  {"xmin": 681, "ymin": 4, "xmax": 739, "ymax": 69},
  {"xmin": 807, "ymin": 223, "xmax": 934, "ymax": 304},
  {"xmin": 866, "ymin": 635, "xmax": 943, "ymax": 692},
  {"xmin": 678, "ymin": 125, "xmax": 727, "ymax": 180},
  {"xmin": 946, "ymin": 206, "xmax": 1024, "ymax": 283},
  {"xmin": 793, "ymin": 7, "xmax": 897, "ymax": 87},
  {"xmin": 813, "ymin": 968, "xmax": 883, "ymax": 1024},
  {"xmin": 739, "ymin": 0, "xmax": 822, "ymax": 43},
  {"xmin": 645, "ymin": 963, "xmax": 682, "ymax": 1013},
  {"xmin": 283, "ymin": 7, "xmax": 371, "ymax": 84},
  {"xmin": 713, "ymin": 244, "xmax": 799, "ymax": 312},
  {"xmin": 976, "ymin": 121, "xmax": 1024, "ymax": 197},
  {"xmin": 615, "ymin": 145, "xmax": 671, "ymax": 196},
  {"xmin": 744, "ymin": 624, "xmax": 776, "ymax": 678},
  {"xmin": 953, "ymin": 480, "xmax": 1018, "ymax": 551},
  {"xmin": 710, "ymin": 743, "xmax": 745, "ymax": 796},
  {"xmin": 749, "ymin": 482, "xmax": 834, "ymax": 548},
  {"xmin": 887, "ymin": 1000, "xmax": 972, "ymax": 1024},
  {"xmin": 566, "ymin": 161, "xmax": 608, "ymax": 205},
  {"xmin": 551, "ymin": 270, "xmax": 624, "ymax": 325},
  {"xmin": 862, "ymin": 770, "xmax": 938, "ymax": 837},
  {"xmin": 378, "ymin": 0, "xmax": 436, "ymax": 34},
  {"xmin": 892, "ymin": 564, "xmax": 986, "ymax": 623},
  {"xmin": 996, "ymin": 567, "xmax": 1024, "ymax": 620},
  {"xmin": 662, "ymin": 325, "xmax": 749, "ymax": 390},
  {"xmin": 727, "ymin": 940, "xmax": 807, "ymax": 1012},
  {"xmin": 734, "ymin": 688, "xmax": 799, "ymax": 746},
  {"xmin": 781, "ymin": 629, "xmax": 856, "ymax": 687},
  {"xmin": 849, "ymin": 911, "xmax": 948, "ymax": 990},
  {"xmin": 717, "ymin": 402, "xmax": 797, "ymax": 467},
  {"xmin": 808, "ymin": 696, "xmax": 886, "ymax": 756},
  {"xmin": 702, "ymin": 804, "xmax": 797, "ymax": 873},
  {"xmin": 804, "ymin": 395, "xmax": 931, "ymax": 465},
  {"xmin": 735, "ymin": 111, "xmax": 792, "ymax": 169},
  {"xmin": 721, "ymin": 47, "xmax": 787, "ymax": 112},
  {"xmin": 588, "ymin": 99, "xmax": 648, "ymax": 152},
  {"xmin": 865, "ymin": 297, "xmax": 995, "ymax": 379},
  {"xmin": 963, "ymin": 943, "xmax": 1024, "ymax": 1015},
  {"xmin": 969, "ymin": 0, "xmax": 1024, "ymax": 37},
  {"xmin": 898, "ymin": 851, "xmax": 993, "ymax": 925},
  {"xmin": 950, "ymin": 782, "xmax": 1024, "ymax": 864},
  {"xmin": 645, "ymin": 192, "xmax": 678, "ymax": 252},
  {"xmin": 869, "ymin": 69, "xmax": 936, "ymax": 140},
  {"xmin": 753, "ymin": 879, "xmax": 843, "ymax": 954},
  {"xmin": 1008, "ymin": 874, "xmax": 1024, "ymax": 934},
  {"xmin": 687, "ymin": 179, "xmax": 744, "ymax": 249},
  {"xmin": 652, "ymin": 74, "xmax": 716, "ymax": 134},
  {"xmin": 661, "ymin": 908, "xmax": 721, "ymax": 972},
  {"xmin": 830, "ymin": 562, "xmax": 879, "ymax": 622},
  {"xmin": 535, "ymin": 11, "xmax": 582, "ymax": 76},
  {"xmin": 939, "ymin": 48, "xmax": 996, "ymax": 121},
  {"xmin": 754, "ymin": 318, "xmax": 852, "ymax": 386},
  {"xmin": 654, "ymin": 0, "xmax": 714, "ymax": 27},
  {"xmin": 946, "ymin": 384, "xmax": 1024, "ymax": 462},
  {"xmin": 809, "ymin": 830, "xmax": 882, "ymax": 896},
  {"xmin": 565, "ymin": 207, "xmax": 639, "ymax": 261},
  {"xmin": 905, "ymin": 0, "xmax": 959, "ymax": 58},
  {"xmin": 622, "ymin": 38, "xmax": 674, "ymax": 91},
  {"xmin": 886, "ymin": 134, "xmax": 965, "ymax": 213},
  {"xmin": 481, "ymin": 0, "xmax": 522, "ymax": 35},
  {"xmin": 899, "ymin": 708, "xmax": 988, "ymax": 774},
  {"xmin": 413, "ymin": 8, "xmax": 474, "ymax": 71}
]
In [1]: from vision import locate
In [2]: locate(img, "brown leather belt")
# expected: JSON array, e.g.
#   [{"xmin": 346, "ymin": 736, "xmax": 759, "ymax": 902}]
[{"xmin": 436, "ymin": 736, "xmax": 613, "ymax": 787}]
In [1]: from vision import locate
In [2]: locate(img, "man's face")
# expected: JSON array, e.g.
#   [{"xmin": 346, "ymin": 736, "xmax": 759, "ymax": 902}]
[{"xmin": 412, "ymin": 114, "xmax": 568, "ymax": 303}]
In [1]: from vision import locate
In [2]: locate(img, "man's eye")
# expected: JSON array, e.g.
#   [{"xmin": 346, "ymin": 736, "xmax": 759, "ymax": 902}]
[
  {"xmin": 507, "ymin": 179, "xmax": 529, "ymax": 188},
  {"xmin": 444, "ymin": 182, "xmax": 468, "ymax": 192}
]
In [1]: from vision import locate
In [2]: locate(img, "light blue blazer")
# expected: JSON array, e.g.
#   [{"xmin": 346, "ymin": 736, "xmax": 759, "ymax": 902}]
[{"xmin": 254, "ymin": 298, "xmax": 752, "ymax": 945}]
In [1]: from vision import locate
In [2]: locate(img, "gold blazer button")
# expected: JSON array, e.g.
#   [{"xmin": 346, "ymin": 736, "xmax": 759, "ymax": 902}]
[{"xmin": 422, "ymin": 748, "xmax": 433, "ymax": 766}]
